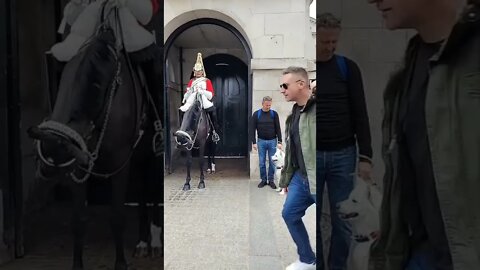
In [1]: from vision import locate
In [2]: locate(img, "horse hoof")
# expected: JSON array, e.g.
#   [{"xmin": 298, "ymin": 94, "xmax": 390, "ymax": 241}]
[
  {"xmin": 150, "ymin": 247, "xmax": 162, "ymax": 258},
  {"xmin": 198, "ymin": 182, "xmax": 205, "ymax": 189},
  {"xmin": 183, "ymin": 184, "xmax": 190, "ymax": 191}
]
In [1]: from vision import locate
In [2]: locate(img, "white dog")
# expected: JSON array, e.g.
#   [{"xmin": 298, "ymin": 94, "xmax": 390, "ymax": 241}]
[
  {"xmin": 337, "ymin": 177, "xmax": 382, "ymax": 270},
  {"xmin": 271, "ymin": 147, "xmax": 287, "ymax": 194}
]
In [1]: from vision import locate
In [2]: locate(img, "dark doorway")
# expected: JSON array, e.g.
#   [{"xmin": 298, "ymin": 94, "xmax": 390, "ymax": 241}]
[{"xmin": 204, "ymin": 54, "xmax": 248, "ymax": 157}]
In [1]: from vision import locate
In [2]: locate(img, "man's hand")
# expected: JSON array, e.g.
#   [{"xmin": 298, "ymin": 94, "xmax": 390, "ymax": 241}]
[
  {"xmin": 253, "ymin": 144, "xmax": 257, "ymax": 151},
  {"xmin": 277, "ymin": 143, "xmax": 282, "ymax": 150},
  {"xmin": 358, "ymin": 161, "xmax": 373, "ymax": 181}
]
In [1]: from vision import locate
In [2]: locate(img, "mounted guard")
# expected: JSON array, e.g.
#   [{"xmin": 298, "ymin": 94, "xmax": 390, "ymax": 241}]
[{"xmin": 174, "ymin": 52, "xmax": 219, "ymax": 147}]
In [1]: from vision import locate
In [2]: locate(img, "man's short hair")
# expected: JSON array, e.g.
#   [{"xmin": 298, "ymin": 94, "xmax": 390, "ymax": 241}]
[
  {"xmin": 282, "ymin": 66, "xmax": 308, "ymax": 82},
  {"xmin": 262, "ymin": 96, "xmax": 272, "ymax": 103},
  {"xmin": 317, "ymin": 12, "xmax": 341, "ymax": 29}
]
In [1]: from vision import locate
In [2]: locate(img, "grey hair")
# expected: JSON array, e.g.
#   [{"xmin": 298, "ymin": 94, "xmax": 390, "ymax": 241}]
[
  {"xmin": 317, "ymin": 12, "xmax": 341, "ymax": 29},
  {"xmin": 282, "ymin": 66, "xmax": 308, "ymax": 81},
  {"xmin": 262, "ymin": 96, "xmax": 272, "ymax": 102}
]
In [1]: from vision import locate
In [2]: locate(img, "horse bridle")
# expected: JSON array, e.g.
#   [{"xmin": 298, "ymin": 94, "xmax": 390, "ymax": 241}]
[
  {"xmin": 36, "ymin": 5, "xmax": 148, "ymax": 184},
  {"xmin": 36, "ymin": 42, "xmax": 123, "ymax": 183},
  {"xmin": 175, "ymin": 92, "xmax": 212, "ymax": 150}
]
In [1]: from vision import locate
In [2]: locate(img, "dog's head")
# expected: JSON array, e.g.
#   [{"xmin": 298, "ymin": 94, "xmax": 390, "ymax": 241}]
[
  {"xmin": 271, "ymin": 148, "xmax": 285, "ymax": 169},
  {"xmin": 337, "ymin": 177, "xmax": 383, "ymax": 239}
]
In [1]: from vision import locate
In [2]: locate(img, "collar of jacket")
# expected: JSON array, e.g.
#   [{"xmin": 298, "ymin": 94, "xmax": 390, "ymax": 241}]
[
  {"xmin": 292, "ymin": 96, "xmax": 315, "ymax": 114},
  {"xmin": 427, "ymin": 2, "xmax": 480, "ymax": 63}
]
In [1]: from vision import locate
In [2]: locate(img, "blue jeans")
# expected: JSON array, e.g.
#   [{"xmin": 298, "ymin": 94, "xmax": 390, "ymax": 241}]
[
  {"xmin": 282, "ymin": 170, "xmax": 316, "ymax": 264},
  {"xmin": 257, "ymin": 138, "xmax": 277, "ymax": 183},
  {"xmin": 317, "ymin": 145, "xmax": 356, "ymax": 270}
]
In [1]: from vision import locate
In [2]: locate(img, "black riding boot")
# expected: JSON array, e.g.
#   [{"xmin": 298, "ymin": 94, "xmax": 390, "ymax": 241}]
[{"xmin": 206, "ymin": 107, "xmax": 220, "ymax": 143}]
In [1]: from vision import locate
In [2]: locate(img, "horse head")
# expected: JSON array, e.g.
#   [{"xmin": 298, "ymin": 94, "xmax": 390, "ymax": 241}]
[
  {"xmin": 175, "ymin": 97, "xmax": 206, "ymax": 149},
  {"xmin": 28, "ymin": 25, "xmax": 121, "ymax": 180}
]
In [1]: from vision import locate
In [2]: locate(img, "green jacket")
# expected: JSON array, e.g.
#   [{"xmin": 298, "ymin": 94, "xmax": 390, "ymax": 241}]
[
  {"xmin": 279, "ymin": 97, "xmax": 316, "ymax": 194},
  {"xmin": 370, "ymin": 5, "xmax": 480, "ymax": 270}
]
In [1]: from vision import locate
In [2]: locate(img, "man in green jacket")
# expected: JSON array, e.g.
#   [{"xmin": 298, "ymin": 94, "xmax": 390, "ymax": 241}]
[
  {"xmin": 279, "ymin": 66, "xmax": 316, "ymax": 270},
  {"xmin": 366, "ymin": 0, "xmax": 480, "ymax": 269}
]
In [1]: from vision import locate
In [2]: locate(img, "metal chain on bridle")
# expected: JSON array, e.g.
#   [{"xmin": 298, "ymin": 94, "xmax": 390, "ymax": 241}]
[
  {"xmin": 70, "ymin": 48, "xmax": 122, "ymax": 183},
  {"xmin": 71, "ymin": 4, "xmax": 145, "ymax": 183},
  {"xmin": 36, "ymin": 4, "xmax": 148, "ymax": 184}
]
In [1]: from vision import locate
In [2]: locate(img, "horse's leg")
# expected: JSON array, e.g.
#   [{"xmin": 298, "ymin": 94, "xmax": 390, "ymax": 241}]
[
  {"xmin": 110, "ymin": 168, "xmax": 130, "ymax": 270},
  {"xmin": 133, "ymin": 170, "xmax": 149, "ymax": 258},
  {"xmin": 183, "ymin": 150, "xmax": 192, "ymax": 191},
  {"xmin": 211, "ymin": 140, "xmax": 216, "ymax": 173},
  {"xmin": 150, "ymin": 204, "xmax": 163, "ymax": 258},
  {"xmin": 70, "ymin": 181, "xmax": 87, "ymax": 270},
  {"xmin": 206, "ymin": 139, "xmax": 212, "ymax": 173},
  {"xmin": 198, "ymin": 143, "xmax": 206, "ymax": 189},
  {"xmin": 148, "ymin": 152, "xmax": 163, "ymax": 258}
]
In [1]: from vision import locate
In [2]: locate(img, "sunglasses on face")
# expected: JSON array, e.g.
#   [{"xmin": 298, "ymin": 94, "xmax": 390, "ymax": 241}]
[{"xmin": 280, "ymin": 80, "xmax": 304, "ymax": 90}]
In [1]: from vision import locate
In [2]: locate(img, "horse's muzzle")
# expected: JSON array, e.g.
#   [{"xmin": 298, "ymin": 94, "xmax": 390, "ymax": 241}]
[
  {"xmin": 174, "ymin": 130, "xmax": 193, "ymax": 147},
  {"xmin": 27, "ymin": 126, "xmax": 90, "ymax": 167}
]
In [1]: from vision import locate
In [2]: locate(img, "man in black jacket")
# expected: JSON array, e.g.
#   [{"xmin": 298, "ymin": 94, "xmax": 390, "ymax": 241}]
[
  {"xmin": 316, "ymin": 13, "xmax": 373, "ymax": 270},
  {"xmin": 251, "ymin": 96, "xmax": 282, "ymax": 189}
]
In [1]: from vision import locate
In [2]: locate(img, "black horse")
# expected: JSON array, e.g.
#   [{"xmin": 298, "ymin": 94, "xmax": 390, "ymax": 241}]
[
  {"xmin": 27, "ymin": 11, "xmax": 161, "ymax": 270},
  {"xmin": 174, "ymin": 96, "xmax": 211, "ymax": 191}
]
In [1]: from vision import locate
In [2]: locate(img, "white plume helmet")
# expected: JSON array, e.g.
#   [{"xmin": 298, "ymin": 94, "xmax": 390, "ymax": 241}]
[{"xmin": 193, "ymin": 52, "xmax": 206, "ymax": 77}]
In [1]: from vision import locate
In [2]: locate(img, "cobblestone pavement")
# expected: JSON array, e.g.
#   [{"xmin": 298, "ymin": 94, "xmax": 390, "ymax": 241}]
[
  {"xmin": 164, "ymin": 158, "xmax": 317, "ymax": 270},
  {"xmin": 1, "ymin": 204, "xmax": 163, "ymax": 270}
]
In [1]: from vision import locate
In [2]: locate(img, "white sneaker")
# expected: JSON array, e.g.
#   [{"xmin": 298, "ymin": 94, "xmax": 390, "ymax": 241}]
[{"xmin": 286, "ymin": 260, "xmax": 316, "ymax": 270}]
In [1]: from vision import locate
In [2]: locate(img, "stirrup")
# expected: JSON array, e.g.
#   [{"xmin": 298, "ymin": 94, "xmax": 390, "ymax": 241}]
[{"xmin": 212, "ymin": 130, "xmax": 220, "ymax": 143}]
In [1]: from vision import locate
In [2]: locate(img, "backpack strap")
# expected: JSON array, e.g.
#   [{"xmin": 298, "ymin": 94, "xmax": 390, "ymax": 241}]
[
  {"xmin": 257, "ymin": 109, "xmax": 276, "ymax": 120},
  {"xmin": 335, "ymin": 55, "xmax": 348, "ymax": 81}
]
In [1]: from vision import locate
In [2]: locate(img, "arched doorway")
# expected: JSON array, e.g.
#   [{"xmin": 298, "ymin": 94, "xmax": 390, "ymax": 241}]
[{"xmin": 164, "ymin": 18, "xmax": 252, "ymax": 173}]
